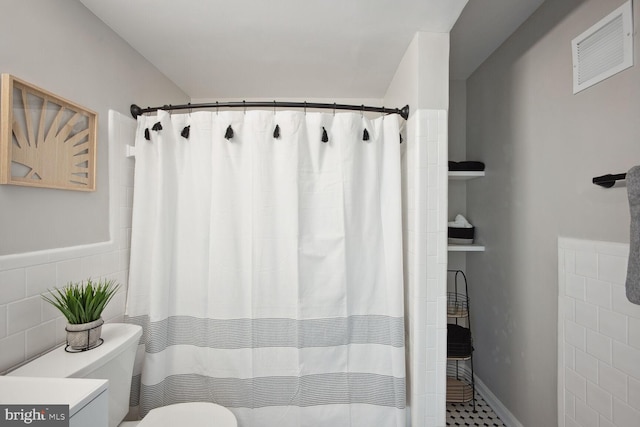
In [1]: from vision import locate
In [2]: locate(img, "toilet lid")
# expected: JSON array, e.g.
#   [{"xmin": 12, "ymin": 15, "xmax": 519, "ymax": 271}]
[{"xmin": 138, "ymin": 402, "xmax": 237, "ymax": 427}]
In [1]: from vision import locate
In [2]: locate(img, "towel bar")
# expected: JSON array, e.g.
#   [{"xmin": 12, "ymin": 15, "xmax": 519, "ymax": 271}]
[{"xmin": 593, "ymin": 173, "xmax": 627, "ymax": 188}]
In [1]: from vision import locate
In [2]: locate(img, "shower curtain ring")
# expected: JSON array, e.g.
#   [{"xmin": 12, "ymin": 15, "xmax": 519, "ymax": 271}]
[
  {"xmin": 243, "ymin": 100, "xmax": 246, "ymax": 115},
  {"xmin": 361, "ymin": 104, "xmax": 364, "ymax": 118},
  {"xmin": 273, "ymin": 100, "xmax": 276, "ymax": 115},
  {"xmin": 333, "ymin": 103, "xmax": 336, "ymax": 116},
  {"xmin": 216, "ymin": 101, "xmax": 219, "ymax": 115},
  {"xmin": 304, "ymin": 101, "xmax": 307, "ymax": 115}
]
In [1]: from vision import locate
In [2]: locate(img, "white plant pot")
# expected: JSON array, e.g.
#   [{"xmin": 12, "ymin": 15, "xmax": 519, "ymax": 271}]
[{"xmin": 66, "ymin": 317, "xmax": 104, "ymax": 350}]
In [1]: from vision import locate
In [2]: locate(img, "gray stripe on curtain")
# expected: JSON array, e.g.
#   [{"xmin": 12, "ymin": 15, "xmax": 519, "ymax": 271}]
[
  {"xmin": 132, "ymin": 372, "xmax": 405, "ymax": 410},
  {"xmin": 126, "ymin": 314, "xmax": 404, "ymax": 352}
]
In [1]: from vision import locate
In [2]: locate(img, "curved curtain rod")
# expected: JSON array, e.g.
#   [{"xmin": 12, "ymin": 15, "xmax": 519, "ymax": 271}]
[{"xmin": 130, "ymin": 101, "xmax": 410, "ymax": 120}]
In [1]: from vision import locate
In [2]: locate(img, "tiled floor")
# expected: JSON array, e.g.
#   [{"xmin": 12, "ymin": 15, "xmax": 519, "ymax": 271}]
[{"xmin": 446, "ymin": 393, "xmax": 505, "ymax": 426}]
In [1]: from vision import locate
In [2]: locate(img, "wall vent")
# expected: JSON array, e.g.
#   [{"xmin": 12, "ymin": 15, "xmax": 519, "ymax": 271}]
[{"xmin": 572, "ymin": 1, "xmax": 634, "ymax": 94}]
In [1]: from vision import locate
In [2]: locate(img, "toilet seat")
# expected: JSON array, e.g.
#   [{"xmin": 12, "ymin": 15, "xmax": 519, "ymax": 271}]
[{"xmin": 137, "ymin": 402, "xmax": 237, "ymax": 427}]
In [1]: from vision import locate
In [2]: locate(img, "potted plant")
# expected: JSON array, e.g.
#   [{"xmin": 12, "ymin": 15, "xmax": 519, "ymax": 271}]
[{"xmin": 42, "ymin": 278, "xmax": 120, "ymax": 351}]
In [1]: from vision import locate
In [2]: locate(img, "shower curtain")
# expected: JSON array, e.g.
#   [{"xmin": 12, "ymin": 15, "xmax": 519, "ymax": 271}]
[{"xmin": 126, "ymin": 109, "xmax": 405, "ymax": 427}]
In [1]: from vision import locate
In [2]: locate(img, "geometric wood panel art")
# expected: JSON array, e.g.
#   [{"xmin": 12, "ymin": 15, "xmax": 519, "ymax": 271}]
[{"xmin": 0, "ymin": 74, "xmax": 97, "ymax": 191}]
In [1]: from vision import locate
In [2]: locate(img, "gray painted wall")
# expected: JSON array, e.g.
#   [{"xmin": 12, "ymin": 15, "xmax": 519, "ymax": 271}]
[
  {"xmin": 0, "ymin": 0, "xmax": 188, "ymax": 256},
  {"xmin": 465, "ymin": 0, "xmax": 640, "ymax": 425},
  {"xmin": 448, "ymin": 79, "xmax": 468, "ymax": 274}
]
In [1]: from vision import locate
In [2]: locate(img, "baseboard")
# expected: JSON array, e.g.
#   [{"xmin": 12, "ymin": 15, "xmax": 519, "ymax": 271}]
[{"xmin": 474, "ymin": 375, "xmax": 524, "ymax": 427}]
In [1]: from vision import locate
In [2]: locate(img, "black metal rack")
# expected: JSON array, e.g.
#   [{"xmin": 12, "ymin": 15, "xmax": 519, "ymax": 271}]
[{"xmin": 446, "ymin": 270, "xmax": 476, "ymax": 411}]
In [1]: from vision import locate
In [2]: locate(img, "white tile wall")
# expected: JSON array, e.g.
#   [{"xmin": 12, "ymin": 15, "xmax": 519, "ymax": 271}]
[
  {"xmin": 559, "ymin": 237, "xmax": 640, "ymax": 427},
  {"xmin": 0, "ymin": 111, "xmax": 137, "ymax": 374},
  {"xmin": 403, "ymin": 109, "xmax": 447, "ymax": 427}
]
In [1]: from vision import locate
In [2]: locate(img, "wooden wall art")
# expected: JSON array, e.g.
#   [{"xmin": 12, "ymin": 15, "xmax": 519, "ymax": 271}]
[{"xmin": 0, "ymin": 74, "xmax": 97, "ymax": 191}]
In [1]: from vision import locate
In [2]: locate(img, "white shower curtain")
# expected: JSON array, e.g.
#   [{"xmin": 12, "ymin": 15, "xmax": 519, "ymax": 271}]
[{"xmin": 126, "ymin": 109, "xmax": 405, "ymax": 427}]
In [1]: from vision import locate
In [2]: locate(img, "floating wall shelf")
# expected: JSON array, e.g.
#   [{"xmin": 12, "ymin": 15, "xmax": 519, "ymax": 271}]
[
  {"xmin": 448, "ymin": 171, "xmax": 485, "ymax": 180},
  {"xmin": 448, "ymin": 244, "xmax": 485, "ymax": 252}
]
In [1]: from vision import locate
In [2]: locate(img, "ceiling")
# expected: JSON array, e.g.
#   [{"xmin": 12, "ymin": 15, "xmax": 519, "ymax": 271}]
[
  {"xmin": 450, "ymin": 0, "xmax": 545, "ymax": 80},
  {"xmin": 79, "ymin": 0, "xmax": 544, "ymax": 100}
]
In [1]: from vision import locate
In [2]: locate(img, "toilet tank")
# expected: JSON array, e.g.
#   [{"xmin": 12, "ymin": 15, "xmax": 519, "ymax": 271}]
[{"xmin": 9, "ymin": 323, "xmax": 143, "ymax": 427}]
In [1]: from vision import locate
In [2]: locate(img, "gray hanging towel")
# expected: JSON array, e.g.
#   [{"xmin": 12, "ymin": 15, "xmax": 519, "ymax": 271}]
[{"xmin": 626, "ymin": 165, "xmax": 640, "ymax": 305}]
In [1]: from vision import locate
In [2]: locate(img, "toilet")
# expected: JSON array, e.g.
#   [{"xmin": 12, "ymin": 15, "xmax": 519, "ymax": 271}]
[{"xmin": 9, "ymin": 323, "xmax": 237, "ymax": 427}]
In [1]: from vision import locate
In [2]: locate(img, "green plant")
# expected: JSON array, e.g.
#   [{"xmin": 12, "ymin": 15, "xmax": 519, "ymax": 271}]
[{"xmin": 42, "ymin": 278, "xmax": 120, "ymax": 324}]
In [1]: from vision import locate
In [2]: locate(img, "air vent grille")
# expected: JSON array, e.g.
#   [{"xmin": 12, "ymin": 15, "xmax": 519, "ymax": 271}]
[{"xmin": 572, "ymin": 1, "xmax": 633, "ymax": 94}]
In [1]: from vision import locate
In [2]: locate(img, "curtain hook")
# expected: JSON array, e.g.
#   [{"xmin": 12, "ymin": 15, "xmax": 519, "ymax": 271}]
[
  {"xmin": 333, "ymin": 103, "xmax": 336, "ymax": 116},
  {"xmin": 243, "ymin": 100, "xmax": 246, "ymax": 115},
  {"xmin": 381, "ymin": 106, "xmax": 385, "ymax": 120},
  {"xmin": 273, "ymin": 100, "xmax": 277, "ymax": 115},
  {"xmin": 188, "ymin": 102, "xmax": 192, "ymax": 117},
  {"xmin": 304, "ymin": 101, "xmax": 307, "ymax": 116},
  {"xmin": 216, "ymin": 101, "xmax": 219, "ymax": 116},
  {"xmin": 361, "ymin": 104, "xmax": 364, "ymax": 118}
]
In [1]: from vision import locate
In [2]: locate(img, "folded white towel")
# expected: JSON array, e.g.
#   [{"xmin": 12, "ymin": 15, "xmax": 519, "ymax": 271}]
[{"xmin": 448, "ymin": 214, "xmax": 473, "ymax": 228}]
